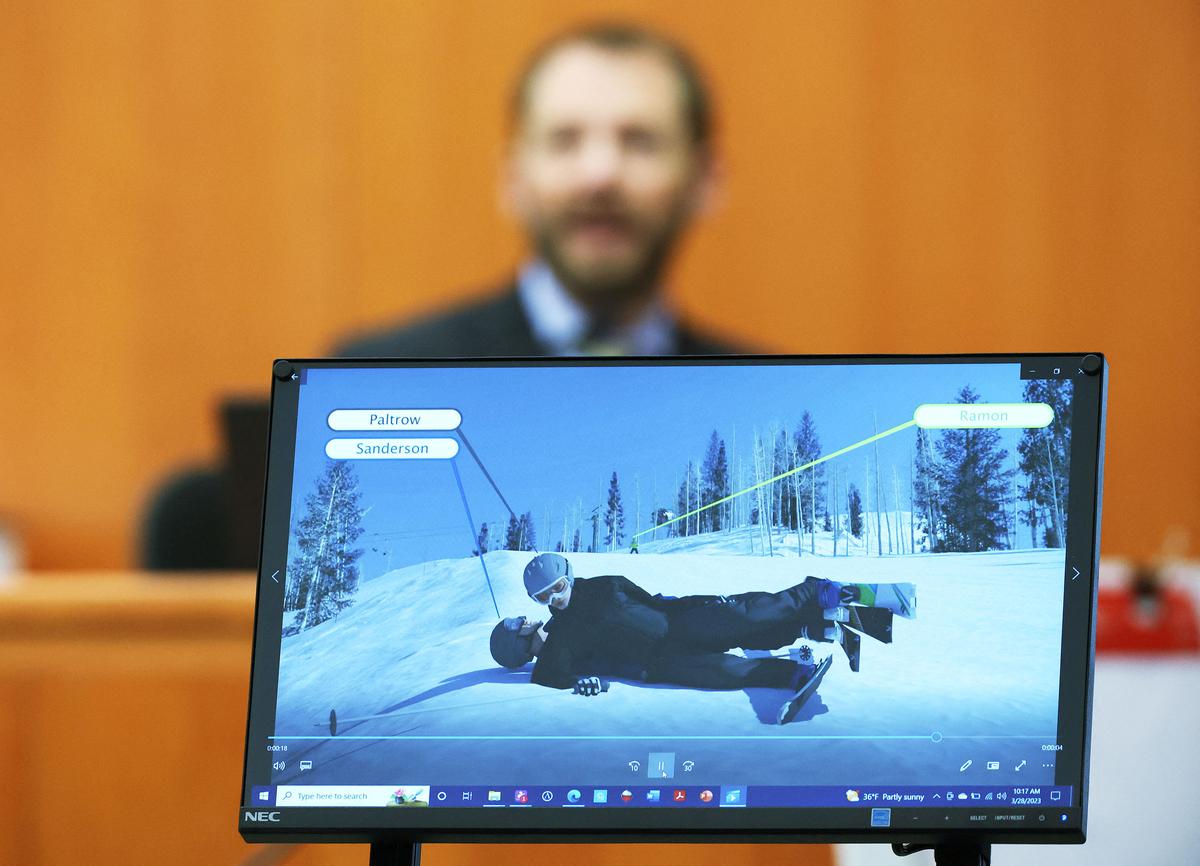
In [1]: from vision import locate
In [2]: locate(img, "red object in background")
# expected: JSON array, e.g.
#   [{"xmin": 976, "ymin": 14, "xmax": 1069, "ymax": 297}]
[{"xmin": 1095, "ymin": 586, "xmax": 1200, "ymax": 653}]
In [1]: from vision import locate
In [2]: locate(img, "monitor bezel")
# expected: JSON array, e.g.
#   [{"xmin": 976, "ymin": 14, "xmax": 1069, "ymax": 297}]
[{"xmin": 239, "ymin": 352, "xmax": 1106, "ymax": 847}]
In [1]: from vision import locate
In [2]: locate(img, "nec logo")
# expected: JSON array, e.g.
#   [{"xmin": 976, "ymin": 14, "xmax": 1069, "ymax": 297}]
[{"xmin": 244, "ymin": 811, "xmax": 282, "ymax": 822}]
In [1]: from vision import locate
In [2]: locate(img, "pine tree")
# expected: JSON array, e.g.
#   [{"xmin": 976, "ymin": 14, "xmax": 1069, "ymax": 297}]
[
  {"xmin": 700, "ymin": 431, "xmax": 729, "ymax": 533},
  {"xmin": 517, "ymin": 511, "xmax": 537, "ymax": 551},
  {"xmin": 474, "ymin": 522, "xmax": 490, "ymax": 557},
  {"xmin": 1018, "ymin": 378, "xmax": 1073, "ymax": 548},
  {"xmin": 847, "ymin": 483, "xmax": 864, "ymax": 538},
  {"xmin": 935, "ymin": 385, "xmax": 1016, "ymax": 552},
  {"xmin": 604, "ymin": 472, "xmax": 625, "ymax": 549},
  {"xmin": 715, "ymin": 439, "xmax": 729, "ymax": 531},
  {"xmin": 285, "ymin": 504, "xmax": 322, "ymax": 614},
  {"xmin": 504, "ymin": 513, "xmax": 522, "ymax": 550},
  {"xmin": 572, "ymin": 528, "xmax": 581, "ymax": 552},
  {"xmin": 286, "ymin": 460, "xmax": 365, "ymax": 632},
  {"xmin": 793, "ymin": 411, "xmax": 824, "ymax": 549}
]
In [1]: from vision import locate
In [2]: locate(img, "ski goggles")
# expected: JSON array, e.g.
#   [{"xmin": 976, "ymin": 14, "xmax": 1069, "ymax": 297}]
[{"xmin": 530, "ymin": 577, "xmax": 570, "ymax": 606}]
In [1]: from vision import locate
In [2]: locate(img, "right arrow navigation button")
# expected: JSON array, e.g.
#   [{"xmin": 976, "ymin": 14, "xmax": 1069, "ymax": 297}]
[{"xmin": 1071, "ymin": 566, "xmax": 1081, "ymax": 581}]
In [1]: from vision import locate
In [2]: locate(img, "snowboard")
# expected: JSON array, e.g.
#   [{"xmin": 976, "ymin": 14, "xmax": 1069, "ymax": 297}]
[
  {"xmin": 777, "ymin": 654, "xmax": 833, "ymax": 725},
  {"xmin": 849, "ymin": 581, "xmax": 916, "ymax": 619},
  {"xmin": 845, "ymin": 606, "xmax": 894, "ymax": 643}
]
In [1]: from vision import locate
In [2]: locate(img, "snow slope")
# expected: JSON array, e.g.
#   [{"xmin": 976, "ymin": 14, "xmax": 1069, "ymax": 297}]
[{"xmin": 274, "ymin": 540, "xmax": 1066, "ymax": 790}]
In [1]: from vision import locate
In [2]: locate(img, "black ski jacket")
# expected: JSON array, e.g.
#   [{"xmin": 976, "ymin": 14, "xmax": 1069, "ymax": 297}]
[
  {"xmin": 531, "ymin": 575, "xmax": 680, "ymax": 689},
  {"xmin": 529, "ymin": 575, "xmax": 828, "ymax": 690}
]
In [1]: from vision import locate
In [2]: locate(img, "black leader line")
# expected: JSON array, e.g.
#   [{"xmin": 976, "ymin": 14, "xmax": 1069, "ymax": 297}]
[
  {"xmin": 453, "ymin": 424, "xmax": 520, "ymax": 525},
  {"xmin": 450, "ymin": 457, "xmax": 500, "ymax": 619}
]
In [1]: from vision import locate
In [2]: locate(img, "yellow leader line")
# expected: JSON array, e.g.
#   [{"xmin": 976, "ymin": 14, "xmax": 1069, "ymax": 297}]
[{"xmin": 634, "ymin": 418, "xmax": 918, "ymax": 542}]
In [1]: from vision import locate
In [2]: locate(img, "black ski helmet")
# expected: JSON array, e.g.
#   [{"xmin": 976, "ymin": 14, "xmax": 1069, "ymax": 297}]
[
  {"xmin": 523, "ymin": 552, "xmax": 574, "ymax": 598},
  {"xmin": 490, "ymin": 617, "xmax": 536, "ymax": 669}
]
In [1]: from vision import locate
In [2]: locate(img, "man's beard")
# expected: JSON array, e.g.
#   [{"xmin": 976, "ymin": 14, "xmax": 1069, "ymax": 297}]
[{"xmin": 529, "ymin": 196, "xmax": 691, "ymax": 313}]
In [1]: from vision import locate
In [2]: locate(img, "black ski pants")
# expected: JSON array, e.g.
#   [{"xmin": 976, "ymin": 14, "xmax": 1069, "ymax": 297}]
[
  {"xmin": 641, "ymin": 577, "xmax": 832, "ymax": 691},
  {"xmin": 663, "ymin": 576, "xmax": 832, "ymax": 652},
  {"xmin": 644, "ymin": 651, "xmax": 800, "ymax": 690}
]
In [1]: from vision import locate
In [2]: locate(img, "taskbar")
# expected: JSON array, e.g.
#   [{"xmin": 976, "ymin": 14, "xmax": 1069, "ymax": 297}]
[{"xmin": 252, "ymin": 784, "xmax": 1073, "ymax": 812}]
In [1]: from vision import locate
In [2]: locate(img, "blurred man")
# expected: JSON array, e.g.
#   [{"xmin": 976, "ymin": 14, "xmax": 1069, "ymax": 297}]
[
  {"xmin": 145, "ymin": 25, "xmax": 737, "ymax": 570},
  {"xmin": 337, "ymin": 23, "xmax": 738, "ymax": 357}
]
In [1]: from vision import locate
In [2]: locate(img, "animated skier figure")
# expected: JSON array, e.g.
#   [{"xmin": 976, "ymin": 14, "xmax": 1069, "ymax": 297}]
[{"xmin": 489, "ymin": 553, "xmax": 916, "ymax": 724}]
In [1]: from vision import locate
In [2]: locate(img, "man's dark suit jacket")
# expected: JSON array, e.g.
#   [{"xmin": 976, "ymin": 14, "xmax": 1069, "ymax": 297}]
[{"xmin": 334, "ymin": 283, "xmax": 741, "ymax": 357}]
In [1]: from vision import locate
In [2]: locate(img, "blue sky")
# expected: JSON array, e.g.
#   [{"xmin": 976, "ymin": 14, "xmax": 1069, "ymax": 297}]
[{"xmin": 286, "ymin": 361, "xmax": 1037, "ymax": 575}]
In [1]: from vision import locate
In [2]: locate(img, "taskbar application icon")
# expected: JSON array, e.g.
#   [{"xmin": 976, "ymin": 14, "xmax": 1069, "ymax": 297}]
[
  {"xmin": 427, "ymin": 785, "xmax": 732, "ymax": 807},
  {"xmin": 720, "ymin": 786, "xmax": 747, "ymax": 807}
]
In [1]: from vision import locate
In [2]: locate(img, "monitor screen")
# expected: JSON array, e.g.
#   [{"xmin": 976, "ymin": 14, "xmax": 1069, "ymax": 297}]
[{"xmin": 240, "ymin": 354, "xmax": 1106, "ymax": 845}]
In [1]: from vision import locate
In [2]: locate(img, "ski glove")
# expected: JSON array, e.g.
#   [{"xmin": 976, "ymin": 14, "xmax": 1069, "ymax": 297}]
[{"xmin": 572, "ymin": 676, "xmax": 608, "ymax": 696}]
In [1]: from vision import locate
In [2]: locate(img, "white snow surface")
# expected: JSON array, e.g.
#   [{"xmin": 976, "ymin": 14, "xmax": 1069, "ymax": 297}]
[{"xmin": 274, "ymin": 536, "xmax": 1065, "ymax": 788}]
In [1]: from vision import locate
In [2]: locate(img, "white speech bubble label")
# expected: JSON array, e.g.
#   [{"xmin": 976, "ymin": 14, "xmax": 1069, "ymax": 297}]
[
  {"xmin": 324, "ymin": 438, "xmax": 460, "ymax": 460},
  {"xmin": 914, "ymin": 402, "xmax": 1053, "ymax": 429},
  {"xmin": 327, "ymin": 409, "xmax": 462, "ymax": 431}
]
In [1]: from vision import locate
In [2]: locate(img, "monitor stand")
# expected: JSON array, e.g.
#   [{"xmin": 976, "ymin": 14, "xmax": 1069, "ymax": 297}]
[
  {"xmin": 892, "ymin": 841, "xmax": 991, "ymax": 865},
  {"xmin": 369, "ymin": 841, "xmax": 421, "ymax": 865}
]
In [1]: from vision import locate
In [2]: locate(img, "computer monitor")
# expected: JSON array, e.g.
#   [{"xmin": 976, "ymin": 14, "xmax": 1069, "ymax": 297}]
[{"xmin": 240, "ymin": 354, "xmax": 1106, "ymax": 860}]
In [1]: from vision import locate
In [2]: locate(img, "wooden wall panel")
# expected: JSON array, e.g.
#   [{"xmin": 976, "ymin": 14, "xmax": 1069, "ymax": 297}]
[{"xmin": 1, "ymin": 0, "xmax": 1197, "ymax": 568}]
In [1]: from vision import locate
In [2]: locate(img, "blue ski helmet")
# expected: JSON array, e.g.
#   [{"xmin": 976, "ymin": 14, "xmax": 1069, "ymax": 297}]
[
  {"xmin": 523, "ymin": 553, "xmax": 573, "ymax": 599},
  {"xmin": 490, "ymin": 617, "xmax": 536, "ymax": 669}
]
